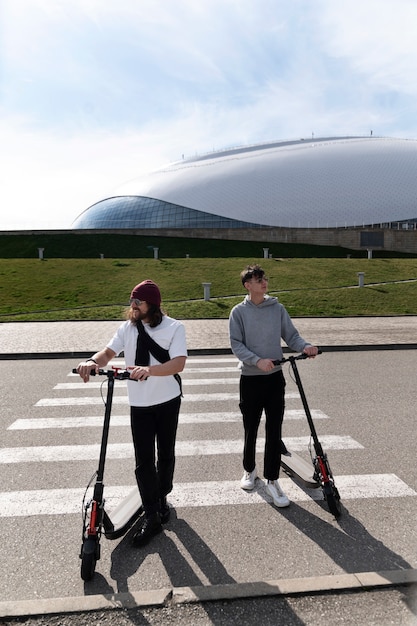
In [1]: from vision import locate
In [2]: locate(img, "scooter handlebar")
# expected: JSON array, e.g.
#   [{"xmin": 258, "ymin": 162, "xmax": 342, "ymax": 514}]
[
  {"xmin": 273, "ymin": 349, "xmax": 322, "ymax": 366},
  {"xmin": 72, "ymin": 368, "xmax": 132, "ymax": 379}
]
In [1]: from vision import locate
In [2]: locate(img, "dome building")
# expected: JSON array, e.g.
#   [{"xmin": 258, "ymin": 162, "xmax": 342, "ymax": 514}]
[{"xmin": 72, "ymin": 136, "xmax": 417, "ymax": 253}]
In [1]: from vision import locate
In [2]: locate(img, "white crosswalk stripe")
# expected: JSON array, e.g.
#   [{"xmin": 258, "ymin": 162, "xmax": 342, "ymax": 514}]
[
  {"xmin": 60, "ymin": 376, "xmax": 240, "ymax": 388},
  {"xmin": 0, "ymin": 435, "xmax": 362, "ymax": 463},
  {"xmin": 35, "ymin": 391, "xmax": 300, "ymax": 406},
  {"xmin": 56, "ymin": 378, "xmax": 236, "ymax": 389},
  {"xmin": 0, "ymin": 475, "xmax": 415, "ymax": 518},
  {"xmin": 88, "ymin": 358, "xmax": 238, "ymax": 367},
  {"xmin": 8, "ymin": 409, "xmax": 329, "ymax": 430}
]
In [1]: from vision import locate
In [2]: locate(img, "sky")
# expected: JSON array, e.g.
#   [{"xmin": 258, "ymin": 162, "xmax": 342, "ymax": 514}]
[{"xmin": 1, "ymin": 0, "xmax": 417, "ymax": 230}]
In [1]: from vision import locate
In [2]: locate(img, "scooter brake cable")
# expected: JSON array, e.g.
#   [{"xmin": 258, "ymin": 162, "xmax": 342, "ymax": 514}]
[
  {"xmin": 81, "ymin": 471, "xmax": 98, "ymax": 514},
  {"xmin": 100, "ymin": 379, "xmax": 108, "ymax": 406}
]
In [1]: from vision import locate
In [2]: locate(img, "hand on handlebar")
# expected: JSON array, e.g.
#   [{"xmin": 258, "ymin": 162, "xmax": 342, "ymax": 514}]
[
  {"xmin": 76, "ymin": 361, "xmax": 99, "ymax": 383},
  {"xmin": 273, "ymin": 348, "xmax": 321, "ymax": 366},
  {"xmin": 256, "ymin": 358, "xmax": 277, "ymax": 372},
  {"xmin": 303, "ymin": 346, "xmax": 319, "ymax": 358},
  {"xmin": 127, "ymin": 365, "xmax": 150, "ymax": 381}
]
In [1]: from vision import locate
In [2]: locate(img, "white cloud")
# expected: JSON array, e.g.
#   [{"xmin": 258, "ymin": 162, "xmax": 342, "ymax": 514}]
[
  {"xmin": 316, "ymin": 0, "xmax": 417, "ymax": 92},
  {"xmin": 1, "ymin": 0, "xmax": 417, "ymax": 229}
]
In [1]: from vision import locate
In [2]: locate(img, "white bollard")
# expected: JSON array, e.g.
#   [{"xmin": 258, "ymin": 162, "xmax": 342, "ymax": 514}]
[
  {"xmin": 202, "ymin": 282, "xmax": 211, "ymax": 301},
  {"xmin": 38, "ymin": 248, "xmax": 44, "ymax": 260},
  {"xmin": 357, "ymin": 272, "xmax": 365, "ymax": 287}
]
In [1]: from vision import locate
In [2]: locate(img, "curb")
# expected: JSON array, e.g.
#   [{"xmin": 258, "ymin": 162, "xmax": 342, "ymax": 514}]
[
  {"xmin": 1, "ymin": 569, "xmax": 417, "ymax": 619},
  {"xmin": 1, "ymin": 344, "xmax": 417, "ymax": 360}
]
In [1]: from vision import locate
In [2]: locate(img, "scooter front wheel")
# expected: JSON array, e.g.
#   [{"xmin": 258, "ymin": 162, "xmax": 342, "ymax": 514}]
[
  {"xmin": 80, "ymin": 537, "xmax": 99, "ymax": 581},
  {"xmin": 323, "ymin": 483, "xmax": 342, "ymax": 518}
]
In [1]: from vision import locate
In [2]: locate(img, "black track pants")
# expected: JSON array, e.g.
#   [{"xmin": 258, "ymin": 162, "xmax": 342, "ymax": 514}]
[
  {"xmin": 130, "ymin": 396, "xmax": 181, "ymax": 515},
  {"xmin": 239, "ymin": 369, "xmax": 286, "ymax": 481}
]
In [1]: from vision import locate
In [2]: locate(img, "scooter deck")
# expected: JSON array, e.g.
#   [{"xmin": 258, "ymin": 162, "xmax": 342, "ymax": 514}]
[
  {"xmin": 104, "ymin": 487, "xmax": 143, "ymax": 540},
  {"xmin": 281, "ymin": 449, "xmax": 319, "ymax": 489}
]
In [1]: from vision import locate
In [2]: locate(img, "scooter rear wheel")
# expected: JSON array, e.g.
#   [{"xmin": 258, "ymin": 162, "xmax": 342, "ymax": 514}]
[
  {"xmin": 323, "ymin": 483, "xmax": 342, "ymax": 518},
  {"xmin": 80, "ymin": 537, "xmax": 99, "ymax": 581}
]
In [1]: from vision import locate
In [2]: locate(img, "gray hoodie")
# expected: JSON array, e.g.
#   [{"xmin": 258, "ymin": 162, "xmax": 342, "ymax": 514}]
[{"xmin": 229, "ymin": 295, "xmax": 311, "ymax": 376}]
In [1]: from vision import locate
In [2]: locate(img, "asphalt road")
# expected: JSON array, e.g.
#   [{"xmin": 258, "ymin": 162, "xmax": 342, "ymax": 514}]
[{"xmin": 1, "ymin": 350, "xmax": 417, "ymax": 624}]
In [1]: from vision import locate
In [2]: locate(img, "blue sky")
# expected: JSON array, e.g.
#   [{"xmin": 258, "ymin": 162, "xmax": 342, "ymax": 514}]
[{"xmin": 1, "ymin": 0, "xmax": 417, "ymax": 230}]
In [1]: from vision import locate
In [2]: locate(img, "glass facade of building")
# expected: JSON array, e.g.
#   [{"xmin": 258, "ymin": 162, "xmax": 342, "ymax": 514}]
[{"xmin": 72, "ymin": 196, "xmax": 263, "ymax": 229}]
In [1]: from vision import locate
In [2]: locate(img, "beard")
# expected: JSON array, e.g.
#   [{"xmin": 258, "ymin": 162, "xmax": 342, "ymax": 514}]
[{"xmin": 134, "ymin": 309, "xmax": 150, "ymax": 323}]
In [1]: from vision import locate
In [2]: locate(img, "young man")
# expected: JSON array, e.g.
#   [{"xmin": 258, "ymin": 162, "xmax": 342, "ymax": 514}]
[
  {"xmin": 76, "ymin": 279, "xmax": 187, "ymax": 546},
  {"xmin": 229, "ymin": 264, "xmax": 318, "ymax": 507}
]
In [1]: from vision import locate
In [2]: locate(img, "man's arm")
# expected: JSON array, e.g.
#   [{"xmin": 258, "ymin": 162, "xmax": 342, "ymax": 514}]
[
  {"xmin": 76, "ymin": 347, "xmax": 116, "ymax": 382},
  {"xmin": 128, "ymin": 355, "xmax": 186, "ymax": 381},
  {"xmin": 229, "ymin": 309, "xmax": 260, "ymax": 366}
]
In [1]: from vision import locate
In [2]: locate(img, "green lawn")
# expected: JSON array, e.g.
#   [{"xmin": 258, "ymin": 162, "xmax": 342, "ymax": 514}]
[{"xmin": 0, "ymin": 257, "xmax": 416, "ymax": 320}]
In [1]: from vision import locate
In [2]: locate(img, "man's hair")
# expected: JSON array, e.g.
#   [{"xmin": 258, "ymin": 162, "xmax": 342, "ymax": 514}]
[
  {"xmin": 240, "ymin": 264, "xmax": 265, "ymax": 286},
  {"xmin": 127, "ymin": 304, "xmax": 164, "ymax": 327}
]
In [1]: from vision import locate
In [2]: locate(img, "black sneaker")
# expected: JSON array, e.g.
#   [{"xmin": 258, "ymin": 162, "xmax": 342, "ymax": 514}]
[{"xmin": 132, "ymin": 513, "xmax": 162, "ymax": 547}]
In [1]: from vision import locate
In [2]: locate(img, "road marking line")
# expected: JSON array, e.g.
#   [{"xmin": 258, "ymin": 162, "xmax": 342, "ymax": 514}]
[
  {"xmin": 8, "ymin": 409, "xmax": 329, "ymax": 430},
  {"xmin": 70, "ymin": 367, "xmax": 239, "ymax": 379},
  {"xmin": 284, "ymin": 409, "xmax": 329, "ymax": 420},
  {"xmin": 68, "ymin": 358, "xmax": 238, "ymax": 377},
  {"xmin": 0, "ymin": 436, "xmax": 362, "ymax": 463},
  {"xmin": 35, "ymin": 391, "xmax": 301, "ymax": 406},
  {"xmin": 183, "ymin": 367, "xmax": 240, "ymax": 373},
  {"xmin": 55, "ymin": 377, "xmax": 241, "ymax": 390},
  {"xmin": 0, "ymin": 474, "xmax": 414, "ymax": 517},
  {"xmin": 184, "ymin": 358, "xmax": 238, "ymax": 364}
]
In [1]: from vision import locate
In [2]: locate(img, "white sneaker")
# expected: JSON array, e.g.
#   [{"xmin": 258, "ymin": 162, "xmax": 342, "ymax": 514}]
[
  {"xmin": 266, "ymin": 480, "xmax": 290, "ymax": 507},
  {"xmin": 240, "ymin": 468, "xmax": 257, "ymax": 490}
]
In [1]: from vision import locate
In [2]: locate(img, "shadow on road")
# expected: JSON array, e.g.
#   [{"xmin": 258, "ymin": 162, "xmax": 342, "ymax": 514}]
[
  {"xmin": 284, "ymin": 500, "xmax": 411, "ymax": 572},
  {"xmin": 82, "ymin": 507, "xmax": 306, "ymax": 625},
  {"xmin": 283, "ymin": 500, "xmax": 417, "ymax": 620}
]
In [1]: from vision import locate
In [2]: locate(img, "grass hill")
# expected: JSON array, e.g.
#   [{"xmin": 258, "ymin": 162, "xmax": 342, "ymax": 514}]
[
  {"xmin": 0, "ymin": 256, "xmax": 416, "ymax": 321},
  {"xmin": 0, "ymin": 232, "xmax": 415, "ymax": 321}
]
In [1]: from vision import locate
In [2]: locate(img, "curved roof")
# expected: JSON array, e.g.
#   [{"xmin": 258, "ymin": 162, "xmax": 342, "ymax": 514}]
[{"xmin": 73, "ymin": 136, "xmax": 417, "ymax": 229}]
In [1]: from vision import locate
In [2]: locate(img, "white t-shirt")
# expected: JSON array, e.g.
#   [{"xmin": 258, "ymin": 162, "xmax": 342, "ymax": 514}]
[{"xmin": 106, "ymin": 316, "xmax": 187, "ymax": 407}]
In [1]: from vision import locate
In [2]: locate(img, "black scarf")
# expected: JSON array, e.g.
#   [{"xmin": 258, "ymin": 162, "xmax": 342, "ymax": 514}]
[{"xmin": 135, "ymin": 321, "xmax": 182, "ymax": 395}]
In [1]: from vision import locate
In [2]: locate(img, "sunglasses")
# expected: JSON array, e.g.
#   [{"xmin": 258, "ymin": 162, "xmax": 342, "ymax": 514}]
[
  {"xmin": 245, "ymin": 276, "xmax": 269, "ymax": 283},
  {"xmin": 130, "ymin": 298, "xmax": 145, "ymax": 306}
]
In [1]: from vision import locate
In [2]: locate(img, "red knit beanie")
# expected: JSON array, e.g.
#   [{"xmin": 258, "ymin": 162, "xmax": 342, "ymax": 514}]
[{"xmin": 130, "ymin": 280, "xmax": 161, "ymax": 306}]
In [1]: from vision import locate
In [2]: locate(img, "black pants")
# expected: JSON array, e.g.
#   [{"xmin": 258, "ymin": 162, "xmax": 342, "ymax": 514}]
[
  {"xmin": 130, "ymin": 396, "xmax": 181, "ymax": 515},
  {"xmin": 239, "ymin": 370, "xmax": 286, "ymax": 481}
]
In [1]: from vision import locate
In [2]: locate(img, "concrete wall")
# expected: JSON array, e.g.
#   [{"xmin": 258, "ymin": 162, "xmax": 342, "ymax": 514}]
[
  {"xmin": 2, "ymin": 227, "xmax": 416, "ymax": 254},
  {"xmin": 89, "ymin": 226, "xmax": 416, "ymax": 254}
]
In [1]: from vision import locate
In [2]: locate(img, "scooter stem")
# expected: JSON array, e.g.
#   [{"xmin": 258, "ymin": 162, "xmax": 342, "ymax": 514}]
[
  {"xmin": 289, "ymin": 357, "xmax": 324, "ymax": 456},
  {"xmin": 96, "ymin": 371, "xmax": 115, "ymax": 485}
]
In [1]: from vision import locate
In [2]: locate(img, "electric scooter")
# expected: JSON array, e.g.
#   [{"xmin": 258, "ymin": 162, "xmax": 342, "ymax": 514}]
[
  {"xmin": 274, "ymin": 352, "xmax": 342, "ymax": 519},
  {"xmin": 72, "ymin": 366, "xmax": 143, "ymax": 581}
]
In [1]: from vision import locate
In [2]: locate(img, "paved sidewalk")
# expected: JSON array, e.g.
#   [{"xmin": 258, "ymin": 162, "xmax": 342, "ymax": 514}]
[{"xmin": 0, "ymin": 316, "xmax": 416, "ymax": 357}]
